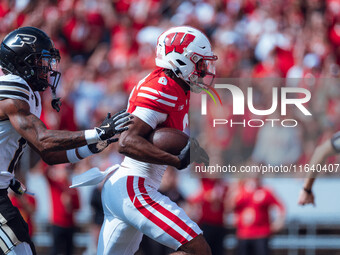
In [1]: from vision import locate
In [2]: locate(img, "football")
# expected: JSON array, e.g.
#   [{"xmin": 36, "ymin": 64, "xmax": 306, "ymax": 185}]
[{"xmin": 148, "ymin": 127, "xmax": 189, "ymax": 155}]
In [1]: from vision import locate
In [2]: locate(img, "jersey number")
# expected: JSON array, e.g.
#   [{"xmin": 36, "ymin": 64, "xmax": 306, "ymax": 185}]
[{"xmin": 8, "ymin": 137, "xmax": 27, "ymax": 173}]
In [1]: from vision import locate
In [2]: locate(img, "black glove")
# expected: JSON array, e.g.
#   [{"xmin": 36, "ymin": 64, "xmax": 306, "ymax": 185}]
[
  {"xmin": 9, "ymin": 178, "xmax": 27, "ymax": 195},
  {"xmin": 177, "ymin": 138, "xmax": 209, "ymax": 170},
  {"xmin": 95, "ymin": 110, "xmax": 132, "ymax": 141},
  {"xmin": 88, "ymin": 138, "xmax": 118, "ymax": 154}
]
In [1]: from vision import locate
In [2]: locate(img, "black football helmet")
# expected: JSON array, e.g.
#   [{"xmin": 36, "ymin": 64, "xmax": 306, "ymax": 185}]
[{"xmin": 0, "ymin": 27, "xmax": 61, "ymax": 93}]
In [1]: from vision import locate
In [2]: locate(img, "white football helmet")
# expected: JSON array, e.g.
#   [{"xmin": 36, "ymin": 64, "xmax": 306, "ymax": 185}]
[{"xmin": 155, "ymin": 26, "xmax": 218, "ymax": 93}]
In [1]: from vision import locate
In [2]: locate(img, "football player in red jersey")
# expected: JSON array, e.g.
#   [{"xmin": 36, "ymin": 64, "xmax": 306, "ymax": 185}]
[{"xmin": 97, "ymin": 26, "xmax": 216, "ymax": 255}]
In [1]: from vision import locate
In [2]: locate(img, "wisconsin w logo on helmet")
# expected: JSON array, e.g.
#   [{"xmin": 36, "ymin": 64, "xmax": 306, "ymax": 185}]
[
  {"xmin": 164, "ymin": 32, "xmax": 195, "ymax": 55},
  {"xmin": 10, "ymin": 34, "xmax": 37, "ymax": 47}
]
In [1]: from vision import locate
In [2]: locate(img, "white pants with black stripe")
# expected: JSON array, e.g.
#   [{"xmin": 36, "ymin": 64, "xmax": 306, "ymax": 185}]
[
  {"xmin": 0, "ymin": 192, "xmax": 35, "ymax": 255},
  {"xmin": 8, "ymin": 243, "xmax": 33, "ymax": 255},
  {"xmin": 97, "ymin": 175, "xmax": 202, "ymax": 255},
  {"xmin": 0, "ymin": 215, "xmax": 34, "ymax": 255}
]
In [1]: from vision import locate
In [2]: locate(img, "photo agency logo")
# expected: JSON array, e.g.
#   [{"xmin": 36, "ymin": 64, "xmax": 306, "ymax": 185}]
[{"xmin": 201, "ymin": 82, "xmax": 312, "ymax": 128}]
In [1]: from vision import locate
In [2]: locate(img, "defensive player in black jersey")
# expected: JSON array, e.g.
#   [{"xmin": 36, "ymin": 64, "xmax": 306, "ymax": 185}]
[{"xmin": 0, "ymin": 27, "xmax": 131, "ymax": 254}]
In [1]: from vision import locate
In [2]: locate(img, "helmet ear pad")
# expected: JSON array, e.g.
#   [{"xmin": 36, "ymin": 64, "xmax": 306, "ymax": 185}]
[
  {"xmin": 165, "ymin": 53, "xmax": 196, "ymax": 80},
  {"xmin": 0, "ymin": 44, "xmax": 33, "ymax": 80},
  {"xmin": 16, "ymin": 55, "xmax": 35, "ymax": 79},
  {"xmin": 0, "ymin": 43, "xmax": 19, "ymax": 75}
]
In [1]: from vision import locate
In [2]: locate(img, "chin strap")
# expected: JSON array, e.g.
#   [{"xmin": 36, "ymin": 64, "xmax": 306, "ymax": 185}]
[{"xmin": 51, "ymin": 87, "xmax": 61, "ymax": 112}]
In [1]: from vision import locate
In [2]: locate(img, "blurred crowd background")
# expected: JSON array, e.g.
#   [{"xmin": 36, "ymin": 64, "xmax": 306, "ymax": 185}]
[{"xmin": 2, "ymin": 0, "xmax": 340, "ymax": 254}]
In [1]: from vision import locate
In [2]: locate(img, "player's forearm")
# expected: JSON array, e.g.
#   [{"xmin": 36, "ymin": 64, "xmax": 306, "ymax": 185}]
[
  {"xmin": 304, "ymin": 139, "xmax": 336, "ymax": 188},
  {"xmin": 310, "ymin": 140, "xmax": 334, "ymax": 166},
  {"xmin": 39, "ymin": 150, "xmax": 70, "ymax": 165},
  {"xmin": 303, "ymin": 178, "xmax": 315, "ymax": 190},
  {"xmin": 12, "ymin": 111, "xmax": 90, "ymax": 152},
  {"xmin": 39, "ymin": 142, "xmax": 103, "ymax": 165},
  {"xmin": 119, "ymin": 134, "xmax": 180, "ymax": 167},
  {"xmin": 34, "ymin": 129, "xmax": 87, "ymax": 152}
]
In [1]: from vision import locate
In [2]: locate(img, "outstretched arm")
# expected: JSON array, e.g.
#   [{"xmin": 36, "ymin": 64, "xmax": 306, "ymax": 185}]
[
  {"xmin": 298, "ymin": 137, "xmax": 337, "ymax": 205},
  {"xmin": 3, "ymin": 99, "xmax": 87, "ymax": 150},
  {"xmin": 34, "ymin": 139, "xmax": 115, "ymax": 165},
  {"xmin": 0, "ymin": 98, "xmax": 130, "ymax": 165}
]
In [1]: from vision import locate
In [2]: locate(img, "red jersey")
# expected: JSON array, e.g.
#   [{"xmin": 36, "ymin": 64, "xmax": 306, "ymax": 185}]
[
  {"xmin": 10, "ymin": 194, "xmax": 36, "ymax": 236},
  {"xmin": 119, "ymin": 68, "xmax": 190, "ymax": 188},
  {"xmin": 234, "ymin": 185, "xmax": 285, "ymax": 239},
  {"xmin": 189, "ymin": 178, "xmax": 228, "ymax": 226},
  {"xmin": 45, "ymin": 167, "xmax": 80, "ymax": 228},
  {"xmin": 127, "ymin": 68, "xmax": 190, "ymax": 131}
]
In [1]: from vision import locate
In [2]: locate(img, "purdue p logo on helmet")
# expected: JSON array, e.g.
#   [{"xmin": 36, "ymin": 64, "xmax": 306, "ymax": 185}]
[
  {"xmin": 9, "ymin": 34, "xmax": 37, "ymax": 47},
  {"xmin": 10, "ymin": 34, "xmax": 37, "ymax": 47}
]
